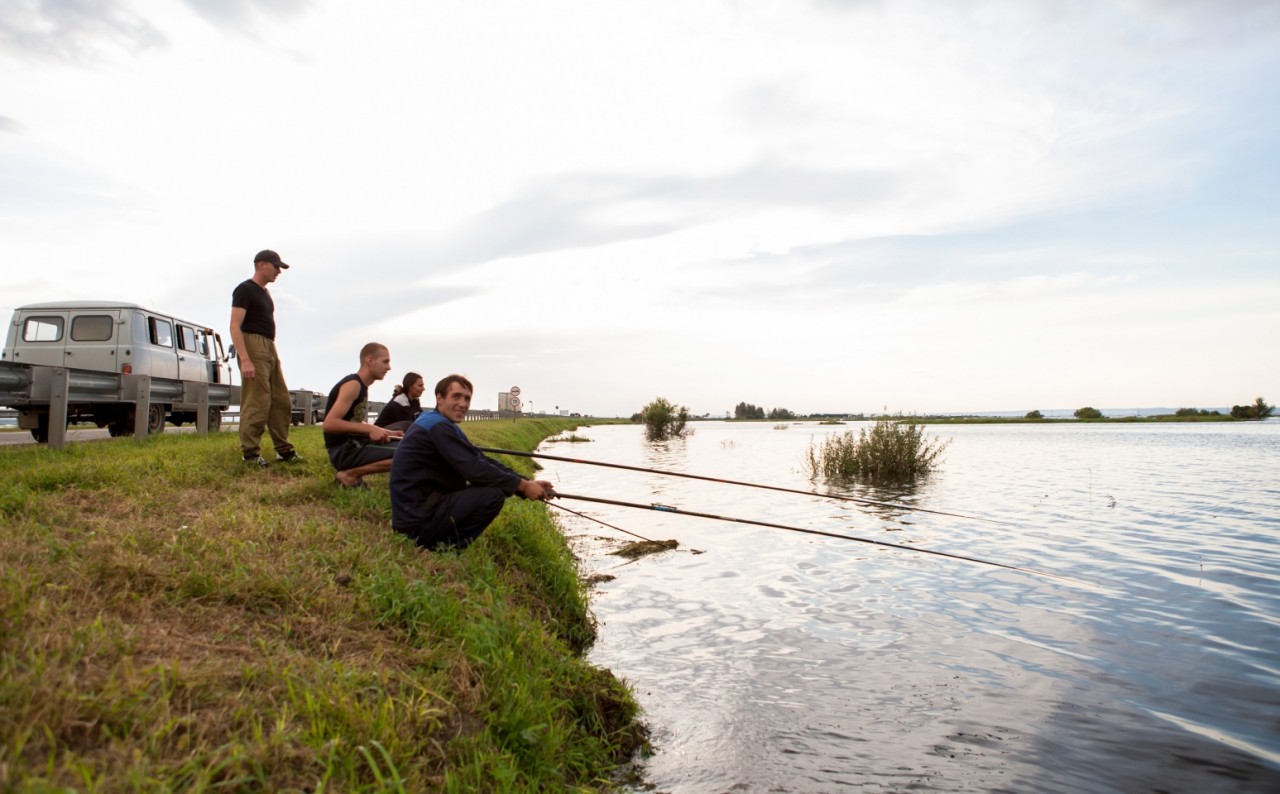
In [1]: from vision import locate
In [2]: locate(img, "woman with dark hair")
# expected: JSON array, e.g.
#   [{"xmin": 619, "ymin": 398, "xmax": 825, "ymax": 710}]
[{"xmin": 375, "ymin": 371, "xmax": 424, "ymax": 430}]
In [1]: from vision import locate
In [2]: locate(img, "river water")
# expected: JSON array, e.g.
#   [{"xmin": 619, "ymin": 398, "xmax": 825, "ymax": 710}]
[{"xmin": 537, "ymin": 420, "xmax": 1280, "ymax": 793}]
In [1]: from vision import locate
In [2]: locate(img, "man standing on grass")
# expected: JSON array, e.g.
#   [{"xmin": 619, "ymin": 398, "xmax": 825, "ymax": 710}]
[
  {"xmin": 389, "ymin": 374, "xmax": 556, "ymax": 550},
  {"xmin": 323, "ymin": 343, "xmax": 403, "ymax": 489},
  {"xmin": 230, "ymin": 249, "xmax": 299, "ymax": 467}
]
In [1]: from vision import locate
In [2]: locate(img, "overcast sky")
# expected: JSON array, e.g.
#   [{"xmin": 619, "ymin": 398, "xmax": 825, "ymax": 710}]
[{"xmin": 3, "ymin": 0, "xmax": 1277, "ymax": 416}]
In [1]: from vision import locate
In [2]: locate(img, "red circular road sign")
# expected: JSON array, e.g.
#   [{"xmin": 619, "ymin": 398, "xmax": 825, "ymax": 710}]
[
  {"xmin": 509, "ymin": 397, "xmax": 522, "ymax": 409},
  {"xmin": 510, "ymin": 386, "xmax": 521, "ymax": 396}
]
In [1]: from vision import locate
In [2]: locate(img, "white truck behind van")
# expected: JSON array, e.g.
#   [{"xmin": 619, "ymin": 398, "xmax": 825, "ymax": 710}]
[{"xmin": 0, "ymin": 301, "xmax": 238, "ymax": 442}]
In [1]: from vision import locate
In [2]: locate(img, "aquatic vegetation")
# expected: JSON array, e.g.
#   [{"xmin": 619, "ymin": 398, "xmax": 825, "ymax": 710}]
[
  {"xmin": 612, "ymin": 539, "xmax": 680, "ymax": 559},
  {"xmin": 639, "ymin": 397, "xmax": 690, "ymax": 441},
  {"xmin": 804, "ymin": 418, "xmax": 949, "ymax": 483}
]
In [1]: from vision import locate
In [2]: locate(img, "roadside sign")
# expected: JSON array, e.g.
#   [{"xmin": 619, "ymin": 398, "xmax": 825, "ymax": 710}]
[
  {"xmin": 509, "ymin": 397, "xmax": 521, "ymax": 409},
  {"xmin": 510, "ymin": 386, "xmax": 521, "ymax": 396}
]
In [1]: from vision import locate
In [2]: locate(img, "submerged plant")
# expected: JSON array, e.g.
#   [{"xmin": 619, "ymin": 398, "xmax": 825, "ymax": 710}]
[
  {"xmin": 547, "ymin": 434, "xmax": 593, "ymax": 443},
  {"xmin": 804, "ymin": 418, "xmax": 950, "ymax": 484},
  {"xmin": 639, "ymin": 397, "xmax": 691, "ymax": 442}
]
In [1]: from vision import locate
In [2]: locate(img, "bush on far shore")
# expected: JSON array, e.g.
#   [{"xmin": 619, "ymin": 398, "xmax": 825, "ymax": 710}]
[{"xmin": 1230, "ymin": 397, "xmax": 1273, "ymax": 420}]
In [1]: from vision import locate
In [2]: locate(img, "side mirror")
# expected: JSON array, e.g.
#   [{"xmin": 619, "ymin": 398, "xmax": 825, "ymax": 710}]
[{"xmin": 227, "ymin": 344, "xmax": 236, "ymax": 361}]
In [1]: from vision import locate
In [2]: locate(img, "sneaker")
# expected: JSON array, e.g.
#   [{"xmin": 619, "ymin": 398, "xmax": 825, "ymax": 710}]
[
  {"xmin": 276, "ymin": 452, "xmax": 304, "ymax": 464},
  {"xmin": 243, "ymin": 455, "xmax": 269, "ymax": 468}
]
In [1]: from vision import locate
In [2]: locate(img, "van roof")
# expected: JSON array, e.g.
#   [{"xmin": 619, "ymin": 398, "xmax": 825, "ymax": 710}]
[
  {"xmin": 18, "ymin": 301, "xmax": 143, "ymax": 310},
  {"xmin": 15, "ymin": 302, "xmax": 219, "ymax": 332}
]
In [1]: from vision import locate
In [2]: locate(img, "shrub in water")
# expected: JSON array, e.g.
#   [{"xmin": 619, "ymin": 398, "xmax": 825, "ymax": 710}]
[
  {"xmin": 805, "ymin": 418, "xmax": 949, "ymax": 483},
  {"xmin": 640, "ymin": 397, "xmax": 691, "ymax": 441}
]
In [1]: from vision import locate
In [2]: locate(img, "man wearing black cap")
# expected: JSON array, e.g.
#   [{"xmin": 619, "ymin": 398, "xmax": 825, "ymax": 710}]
[{"xmin": 230, "ymin": 249, "xmax": 299, "ymax": 467}]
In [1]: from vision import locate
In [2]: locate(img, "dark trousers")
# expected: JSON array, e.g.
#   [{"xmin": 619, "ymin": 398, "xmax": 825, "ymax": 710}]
[{"xmin": 404, "ymin": 487, "xmax": 506, "ymax": 550}]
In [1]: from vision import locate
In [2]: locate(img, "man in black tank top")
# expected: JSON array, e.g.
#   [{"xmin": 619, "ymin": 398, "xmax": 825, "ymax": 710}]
[
  {"xmin": 322, "ymin": 342, "xmax": 404, "ymax": 488},
  {"xmin": 230, "ymin": 249, "xmax": 297, "ymax": 466}
]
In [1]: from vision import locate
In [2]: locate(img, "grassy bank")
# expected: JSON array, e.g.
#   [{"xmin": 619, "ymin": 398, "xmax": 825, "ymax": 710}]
[{"xmin": 0, "ymin": 418, "xmax": 644, "ymax": 792}]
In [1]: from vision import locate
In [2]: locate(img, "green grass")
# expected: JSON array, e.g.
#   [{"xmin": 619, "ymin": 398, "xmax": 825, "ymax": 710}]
[{"xmin": 0, "ymin": 418, "xmax": 644, "ymax": 792}]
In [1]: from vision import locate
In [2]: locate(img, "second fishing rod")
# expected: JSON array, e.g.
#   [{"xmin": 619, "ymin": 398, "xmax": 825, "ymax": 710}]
[{"xmin": 476, "ymin": 445, "xmax": 1003, "ymax": 524}]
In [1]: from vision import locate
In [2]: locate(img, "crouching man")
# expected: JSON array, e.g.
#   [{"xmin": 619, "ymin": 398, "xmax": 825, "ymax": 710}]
[
  {"xmin": 389, "ymin": 374, "xmax": 555, "ymax": 550},
  {"xmin": 323, "ymin": 343, "xmax": 403, "ymax": 488}
]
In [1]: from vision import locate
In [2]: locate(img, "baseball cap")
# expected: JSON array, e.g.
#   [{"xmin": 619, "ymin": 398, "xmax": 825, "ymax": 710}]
[{"xmin": 254, "ymin": 249, "xmax": 290, "ymax": 269}]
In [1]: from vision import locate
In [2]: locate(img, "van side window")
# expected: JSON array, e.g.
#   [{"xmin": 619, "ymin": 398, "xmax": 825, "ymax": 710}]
[
  {"xmin": 71, "ymin": 315, "xmax": 114, "ymax": 342},
  {"xmin": 22, "ymin": 316, "xmax": 64, "ymax": 342},
  {"xmin": 178, "ymin": 325, "xmax": 197, "ymax": 352},
  {"xmin": 149, "ymin": 317, "xmax": 174, "ymax": 348},
  {"xmin": 195, "ymin": 329, "xmax": 210, "ymax": 357}
]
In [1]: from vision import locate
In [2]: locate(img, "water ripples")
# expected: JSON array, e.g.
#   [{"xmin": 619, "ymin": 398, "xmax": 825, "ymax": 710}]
[{"xmin": 543, "ymin": 420, "xmax": 1280, "ymax": 792}]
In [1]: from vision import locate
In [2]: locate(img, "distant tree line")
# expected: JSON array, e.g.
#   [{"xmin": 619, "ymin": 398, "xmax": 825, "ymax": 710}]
[
  {"xmin": 1071, "ymin": 399, "xmax": 1272, "ymax": 421},
  {"xmin": 734, "ymin": 402, "xmax": 795, "ymax": 420}
]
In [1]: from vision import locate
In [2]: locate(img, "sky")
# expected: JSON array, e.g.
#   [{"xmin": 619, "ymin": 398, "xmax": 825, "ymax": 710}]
[{"xmin": 2, "ymin": 0, "xmax": 1278, "ymax": 417}]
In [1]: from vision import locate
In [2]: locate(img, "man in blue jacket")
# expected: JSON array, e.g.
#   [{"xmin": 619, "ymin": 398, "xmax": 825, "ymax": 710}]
[{"xmin": 389, "ymin": 374, "xmax": 555, "ymax": 550}]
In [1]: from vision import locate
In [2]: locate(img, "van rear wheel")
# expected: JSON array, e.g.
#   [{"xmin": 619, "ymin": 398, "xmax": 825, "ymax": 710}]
[{"xmin": 148, "ymin": 404, "xmax": 165, "ymax": 435}]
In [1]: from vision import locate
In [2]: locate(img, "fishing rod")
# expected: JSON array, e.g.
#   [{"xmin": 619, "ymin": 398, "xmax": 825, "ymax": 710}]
[
  {"xmin": 477, "ymin": 446, "xmax": 1002, "ymax": 525},
  {"xmin": 549, "ymin": 491, "xmax": 1077, "ymax": 583}
]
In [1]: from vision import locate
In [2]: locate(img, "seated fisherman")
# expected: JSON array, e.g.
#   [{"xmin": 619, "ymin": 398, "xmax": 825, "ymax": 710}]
[
  {"xmin": 389, "ymin": 373, "xmax": 555, "ymax": 549},
  {"xmin": 374, "ymin": 371, "xmax": 425, "ymax": 430},
  {"xmin": 322, "ymin": 342, "xmax": 403, "ymax": 489}
]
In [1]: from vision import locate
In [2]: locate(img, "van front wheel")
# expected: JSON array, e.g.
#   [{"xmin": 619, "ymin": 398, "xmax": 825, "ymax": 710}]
[{"xmin": 31, "ymin": 412, "xmax": 49, "ymax": 443}]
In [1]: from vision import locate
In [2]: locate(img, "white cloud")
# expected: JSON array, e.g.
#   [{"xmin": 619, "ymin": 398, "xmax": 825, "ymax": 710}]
[{"xmin": 0, "ymin": 0, "xmax": 1276, "ymax": 414}]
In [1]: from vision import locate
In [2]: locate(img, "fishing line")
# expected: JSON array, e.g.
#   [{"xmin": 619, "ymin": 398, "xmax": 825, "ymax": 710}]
[
  {"xmin": 478, "ymin": 446, "xmax": 1002, "ymax": 524},
  {"xmin": 547, "ymin": 502, "xmax": 699, "ymax": 557},
  {"xmin": 550, "ymin": 491, "xmax": 1081, "ymax": 584},
  {"xmin": 549, "ymin": 501, "xmax": 658, "ymax": 543}
]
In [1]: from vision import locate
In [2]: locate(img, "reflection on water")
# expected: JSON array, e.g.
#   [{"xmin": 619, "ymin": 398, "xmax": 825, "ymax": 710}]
[{"xmin": 540, "ymin": 420, "xmax": 1280, "ymax": 793}]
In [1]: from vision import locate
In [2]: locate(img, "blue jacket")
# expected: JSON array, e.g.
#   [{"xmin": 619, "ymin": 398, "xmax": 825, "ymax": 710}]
[{"xmin": 389, "ymin": 409, "xmax": 522, "ymax": 530}]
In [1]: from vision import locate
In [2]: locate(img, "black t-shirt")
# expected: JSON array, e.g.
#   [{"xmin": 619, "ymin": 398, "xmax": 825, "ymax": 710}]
[
  {"xmin": 231, "ymin": 279, "xmax": 276, "ymax": 339},
  {"xmin": 375, "ymin": 394, "xmax": 422, "ymax": 427},
  {"xmin": 323, "ymin": 373, "xmax": 369, "ymax": 449}
]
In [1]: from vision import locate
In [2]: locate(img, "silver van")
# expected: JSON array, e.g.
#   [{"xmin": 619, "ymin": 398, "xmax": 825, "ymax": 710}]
[{"xmin": 1, "ymin": 301, "xmax": 236, "ymax": 440}]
